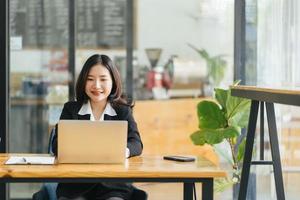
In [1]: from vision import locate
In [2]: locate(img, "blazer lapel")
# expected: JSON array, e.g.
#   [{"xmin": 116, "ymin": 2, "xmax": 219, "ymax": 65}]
[
  {"xmin": 104, "ymin": 114, "xmax": 119, "ymax": 121},
  {"xmin": 77, "ymin": 114, "xmax": 118, "ymax": 120},
  {"xmin": 77, "ymin": 114, "xmax": 90, "ymax": 120}
]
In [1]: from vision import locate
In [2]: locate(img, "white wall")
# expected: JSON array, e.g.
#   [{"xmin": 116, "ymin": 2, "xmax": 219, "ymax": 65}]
[{"xmin": 136, "ymin": 0, "xmax": 234, "ymax": 85}]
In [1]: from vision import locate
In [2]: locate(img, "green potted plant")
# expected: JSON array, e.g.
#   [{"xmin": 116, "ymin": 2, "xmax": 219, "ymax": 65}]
[
  {"xmin": 188, "ymin": 43, "xmax": 227, "ymax": 88},
  {"xmin": 190, "ymin": 82, "xmax": 251, "ymax": 192}
]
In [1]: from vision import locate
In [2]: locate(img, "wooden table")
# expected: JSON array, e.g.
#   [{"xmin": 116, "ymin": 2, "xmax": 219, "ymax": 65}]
[
  {"xmin": 0, "ymin": 154, "xmax": 226, "ymax": 200},
  {"xmin": 231, "ymin": 86, "xmax": 300, "ymax": 200}
]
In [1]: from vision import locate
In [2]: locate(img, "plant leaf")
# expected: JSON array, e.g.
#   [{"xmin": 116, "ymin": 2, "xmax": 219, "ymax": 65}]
[
  {"xmin": 197, "ymin": 49, "xmax": 210, "ymax": 60},
  {"xmin": 226, "ymin": 92, "xmax": 251, "ymax": 127},
  {"xmin": 201, "ymin": 129, "xmax": 224, "ymax": 145},
  {"xmin": 190, "ymin": 130, "xmax": 206, "ymax": 145},
  {"xmin": 188, "ymin": 43, "xmax": 227, "ymax": 87},
  {"xmin": 237, "ymin": 138, "xmax": 246, "ymax": 163},
  {"xmin": 214, "ymin": 88, "xmax": 229, "ymax": 111},
  {"xmin": 228, "ymin": 103, "xmax": 250, "ymax": 127},
  {"xmin": 209, "ymin": 56, "xmax": 227, "ymax": 86},
  {"xmin": 197, "ymin": 101, "xmax": 227, "ymax": 129},
  {"xmin": 187, "ymin": 43, "xmax": 210, "ymax": 60},
  {"xmin": 214, "ymin": 177, "xmax": 234, "ymax": 193},
  {"xmin": 233, "ymin": 80, "xmax": 241, "ymax": 86},
  {"xmin": 191, "ymin": 127, "xmax": 239, "ymax": 147},
  {"xmin": 223, "ymin": 126, "xmax": 240, "ymax": 138}
]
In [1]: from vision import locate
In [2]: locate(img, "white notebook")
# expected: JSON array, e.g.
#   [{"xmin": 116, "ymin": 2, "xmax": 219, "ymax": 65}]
[{"xmin": 5, "ymin": 156, "xmax": 55, "ymax": 165}]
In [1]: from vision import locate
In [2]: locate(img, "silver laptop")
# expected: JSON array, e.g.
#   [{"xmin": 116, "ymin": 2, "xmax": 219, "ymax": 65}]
[{"xmin": 57, "ymin": 120, "xmax": 127, "ymax": 164}]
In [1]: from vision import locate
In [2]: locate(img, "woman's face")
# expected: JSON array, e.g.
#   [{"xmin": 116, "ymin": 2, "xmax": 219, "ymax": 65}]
[{"xmin": 85, "ymin": 64, "xmax": 113, "ymax": 104}]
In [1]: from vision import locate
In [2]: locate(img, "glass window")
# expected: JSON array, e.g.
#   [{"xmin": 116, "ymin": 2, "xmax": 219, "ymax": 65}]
[
  {"xmin": 246, "ymin": 0, "xmax": 300, "ymax": 199},
  {"xmin": 134, "ymin": 0, "xmax": 234, "ymax": 100},
  {"xmin": 9, "ymin": 0, "xmax": 69, "ymax": 198},
  {"xmin": 254, "ymin": 0, "xmax": 300, "ymax": 87}
]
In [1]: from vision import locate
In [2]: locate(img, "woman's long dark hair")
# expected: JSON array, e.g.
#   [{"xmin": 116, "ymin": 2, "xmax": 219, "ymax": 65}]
[{"xmin": 75, "ymin": 54, "xmax": 131, "ymax": 107}]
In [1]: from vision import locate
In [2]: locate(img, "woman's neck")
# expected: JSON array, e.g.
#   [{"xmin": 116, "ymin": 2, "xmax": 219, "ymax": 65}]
[{"xmin": 89, "ymin": 100, "xmax": 107, "ymax": 120}]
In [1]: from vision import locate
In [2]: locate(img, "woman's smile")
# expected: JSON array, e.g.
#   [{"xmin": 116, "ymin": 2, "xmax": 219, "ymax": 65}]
[{"xmin": 91, "ymin": 90, "xmax": 103, "ymax": 96}]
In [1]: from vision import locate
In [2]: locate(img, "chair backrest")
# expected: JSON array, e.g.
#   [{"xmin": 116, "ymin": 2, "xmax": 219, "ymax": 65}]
[
  {"xmin": 32, "ymin": 185, "xmax": 49, "ymax": 200},
  {"xmin": 131, "ymin": 186, "xmax": 148, "ymax": 200},
  {"xmin": 44, "ymin": 183, "xmax": 58, "ymax": 200},
  {"xmin": 48, "ymin": 127, "xmax": 56, "ymax": 155}
]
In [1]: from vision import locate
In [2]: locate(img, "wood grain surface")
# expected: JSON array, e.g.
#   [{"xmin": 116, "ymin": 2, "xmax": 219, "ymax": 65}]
[
  {"xmin": 230, "ymin": 85, "xmax": 300, "ymax": 95},
  {"xmin": 0, "ymin": 154, "xmax": 226, "ymax": 179},
  {"xmin": 133, "ymin": 98, "xmax": 219, "ymax": 165}
]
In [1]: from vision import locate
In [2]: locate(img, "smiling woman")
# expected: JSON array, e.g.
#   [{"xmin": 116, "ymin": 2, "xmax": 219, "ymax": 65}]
[
  {"xmin": 50, "ymin": 54, "xmax": 144, "ymax": 200},
  {"xmin": 84, "ymin": 64, "xmax": 113, "ymax": 120}
]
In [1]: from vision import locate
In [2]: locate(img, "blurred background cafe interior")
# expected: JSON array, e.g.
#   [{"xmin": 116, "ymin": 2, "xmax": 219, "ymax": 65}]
[{"xmin": 1, "ymin": 0, "xmax": 300, "ymax": 199}]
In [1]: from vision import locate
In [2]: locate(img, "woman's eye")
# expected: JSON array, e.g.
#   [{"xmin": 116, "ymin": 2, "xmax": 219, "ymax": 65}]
[{"xmin": 87, "ymin": 78, "xmax": 94, "ymax": 81}]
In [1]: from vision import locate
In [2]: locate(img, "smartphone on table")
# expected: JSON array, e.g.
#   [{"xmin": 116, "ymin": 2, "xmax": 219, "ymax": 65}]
[{"xmin": 163, "ymin": 155, "xmax": 195, "ymax": 162}]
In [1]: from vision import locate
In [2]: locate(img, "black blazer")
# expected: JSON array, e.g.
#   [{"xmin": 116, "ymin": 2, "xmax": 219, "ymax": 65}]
[
  {"xmin": 52, "ymin": 101, "xmax": 143, "ymax": 157},
  {"xmin": 51, "ymin": 101, "xmax": 143, "ymax": 199}
]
